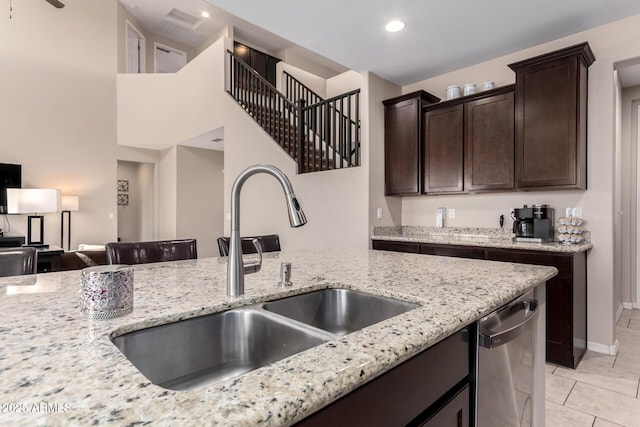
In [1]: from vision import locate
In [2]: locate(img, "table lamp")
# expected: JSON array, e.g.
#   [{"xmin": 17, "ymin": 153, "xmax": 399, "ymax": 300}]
[
  {"xmin": 6, "ymin": 188, "xmax": 61, "ymax": 248},
  {"xmin": 60, "ymin": 195, "xmax": 79, "ymax": 251}
]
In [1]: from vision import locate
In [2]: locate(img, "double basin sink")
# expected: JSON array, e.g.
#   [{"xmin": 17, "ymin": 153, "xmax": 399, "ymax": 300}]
[{"xmin": 111, "ymin": 288, "xmax": 420, "ymax": 391}]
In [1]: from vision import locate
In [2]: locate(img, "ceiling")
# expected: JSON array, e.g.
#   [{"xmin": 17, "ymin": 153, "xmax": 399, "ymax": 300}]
[{"xmin": 122, "ymin": 0, "xmax": 640, "ymax": 86}]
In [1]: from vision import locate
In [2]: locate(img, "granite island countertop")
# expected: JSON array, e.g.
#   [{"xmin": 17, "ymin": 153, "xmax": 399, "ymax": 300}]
[
  {"xmin": 372, "ymin": 226, "xmax": 593, "ymax": 253},
  {"xmin": 0, "ymin": 248, "xmax": 556, "ymax": 426}
]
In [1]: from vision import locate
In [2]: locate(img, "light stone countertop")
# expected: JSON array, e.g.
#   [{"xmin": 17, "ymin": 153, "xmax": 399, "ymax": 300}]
[
  {"xmin": 0, "ymin": 248, "xmax": 556, "ymax": 426},
  {"xmin": 372, "ymin": 226, "xmax": 593, "ymax": 253}
]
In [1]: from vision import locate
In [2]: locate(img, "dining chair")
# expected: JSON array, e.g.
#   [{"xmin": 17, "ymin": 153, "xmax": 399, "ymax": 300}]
[
  {"xmin": 217, "ymin": 234, "xmax": 280, "ymax": 257},
  {"xmin": 105, "ymin": 239, "xmax": 197, "ymax": 265}
]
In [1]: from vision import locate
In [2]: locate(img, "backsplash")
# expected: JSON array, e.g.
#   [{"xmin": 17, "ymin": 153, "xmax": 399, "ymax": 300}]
[
  {"xmin": 372, "ymin": 226, "xmax": 514, "ymax": 240},
  {"xmin": 372, "ymin": 225, "xmax": 591, "ymax": 242}
]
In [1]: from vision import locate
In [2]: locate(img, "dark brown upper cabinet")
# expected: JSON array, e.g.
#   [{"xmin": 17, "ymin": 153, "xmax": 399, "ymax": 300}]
[
  {"xmin": 464, "ymin": 89, "xmax": 515, "ymax": 191},
  {"xmin": 421, "ymin": 85, "xmax": 515, "ymax": 194},
  {"xmin": 508, "ymin": 43, "xmax": 595, "ymax": 190},
  {"xmin": 423, "ymin": 104, "xmax": 464, "ymax": 193},
  {"xmin": 383, "ymin": 91, "xmax": 440, "ymax": 196}
]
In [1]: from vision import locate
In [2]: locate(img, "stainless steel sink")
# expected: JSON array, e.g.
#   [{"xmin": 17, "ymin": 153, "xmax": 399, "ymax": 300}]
[
  {"xmin": 112, "ymin": 288, "xmax": 420, "ymax": 390},
  {"xmin": 111, "ymin": 308, "xmax": 331, "ymax": 391},
  {"xmin": 262, "ymin": 288, "xmax": 420, "ymax": 336}
]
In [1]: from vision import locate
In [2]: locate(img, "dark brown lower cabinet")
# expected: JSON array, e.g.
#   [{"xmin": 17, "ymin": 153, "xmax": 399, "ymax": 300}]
[
  {"xmin": 372, "ymin": 239, "xmax": 587, "ymax": 368},
  {"xmin": 296, "ymin": 328, "xmax": 471, "ymax": 427},
  {"xmin": 419, "ymin": 385, "xmax": 469, "ymax": 427},
  {"xmin": 485, "ymin": 248, "xmax": 586, "ymax": 368}
]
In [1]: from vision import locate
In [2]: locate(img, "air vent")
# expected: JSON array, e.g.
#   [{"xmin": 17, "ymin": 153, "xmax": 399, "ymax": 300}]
[
  {"xmin": 211, "ymin": 138, "xmax": 223, "ymax": 142},
  {"xmin": 165, "ymin": 8, "xmax": 201, "ymax": 29}
]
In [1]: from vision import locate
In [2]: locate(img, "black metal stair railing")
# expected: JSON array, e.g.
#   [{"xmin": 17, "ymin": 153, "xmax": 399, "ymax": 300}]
[
  {"xmin": 297, "ymin": 90, "xmax": 360, "ymax": 173},
  {"xmin": 283, "ymin": 71, "xmax": 323, "ymax": 108},
  {"xmin": 226, "ymin": 49, "xmax": 360, "ymax": 174}
]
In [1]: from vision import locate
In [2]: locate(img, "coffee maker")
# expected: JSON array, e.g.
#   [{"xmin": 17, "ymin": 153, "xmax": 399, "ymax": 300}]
[{"xmin": 512, "ymin": 204, "xmax": 555, "ymax": 242}]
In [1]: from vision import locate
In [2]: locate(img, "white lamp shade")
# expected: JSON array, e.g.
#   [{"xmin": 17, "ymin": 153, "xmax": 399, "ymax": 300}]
[
  {"xmin": 6, "ymin": 188, "xmax": 61, "ymax": 214},
  {"xmin": 61, "ymin": 195, "xmax": 79, "ymax": 211}
]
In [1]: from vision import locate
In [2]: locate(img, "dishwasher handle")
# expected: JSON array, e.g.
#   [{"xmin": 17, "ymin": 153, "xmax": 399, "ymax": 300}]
[{"xmin": 479, "ymin": 299, "xmax": 538, "ymax": 349}]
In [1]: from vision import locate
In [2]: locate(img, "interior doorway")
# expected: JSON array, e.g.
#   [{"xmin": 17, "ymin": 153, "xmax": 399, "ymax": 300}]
[
  {"xmin": 154, "ymin": 42, "xmax": 187, "ymax": 73},
  {"xmin": 117, "ymin": 160, "xmax": 156, "ymax": 243},
  {"xmin": 125, "ymin": 20, "xmax": 146, "ymax": 74}
]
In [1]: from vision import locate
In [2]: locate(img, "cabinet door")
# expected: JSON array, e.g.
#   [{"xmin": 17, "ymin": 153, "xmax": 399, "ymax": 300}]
[
  {"xmin": 464, "ymin": 91, "xmax": 514, "ymax": 191},
  {"xmin": 514, "ymin": 56, "xmax": 586, "ymax": 189},
  {"xmin": 423, "ymin": 105, "xmax": 464, "ymax": 193},
  {"xmin": 418, "ymin": 385, "xmax": 469, "ymax": 427},
  {"xmin": 385, "ymin": 98, "xmax": 422, "ymax": 195}
]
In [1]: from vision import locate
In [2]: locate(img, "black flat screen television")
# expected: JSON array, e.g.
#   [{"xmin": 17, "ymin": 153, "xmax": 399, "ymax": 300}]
[{"xmin": 0, "ymin": 163, "xmax": 22, "ymax": 214}]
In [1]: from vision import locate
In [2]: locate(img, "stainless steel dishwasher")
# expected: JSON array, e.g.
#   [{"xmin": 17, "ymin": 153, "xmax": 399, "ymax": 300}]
[{"xmin": 477, "ymin": 288, "xmax": 545, "ymax": 427}]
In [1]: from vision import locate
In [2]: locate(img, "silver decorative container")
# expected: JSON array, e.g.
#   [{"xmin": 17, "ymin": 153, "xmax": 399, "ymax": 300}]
[{"xmin": 80, "ymin": 265, "xmax": 134, "ymax": 320}]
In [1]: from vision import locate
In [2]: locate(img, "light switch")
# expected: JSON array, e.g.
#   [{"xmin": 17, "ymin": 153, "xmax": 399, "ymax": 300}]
[
  {"xmin": 572, "ymin": 207, "xmax": 583, "ymax": 218},
  {"xmin": 376, "ymin": 208, "xmax": 383, "ymax": 220}
]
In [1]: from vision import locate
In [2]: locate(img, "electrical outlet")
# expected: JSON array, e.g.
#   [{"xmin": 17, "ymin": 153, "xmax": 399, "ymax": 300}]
[
  {"xmin": 448, "ymin": 208, "xmax": 456, "ymax": 219},
  {"xmin": 436, "ymin": 207, "xmax": 446, "ymax": 228},
  {"xmin": 572, "ymin": 207, "xmax": 583, "ymax": 218}
]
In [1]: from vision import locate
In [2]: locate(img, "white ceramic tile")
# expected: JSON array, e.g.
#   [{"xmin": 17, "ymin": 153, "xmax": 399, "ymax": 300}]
[
  {"xmin": 555, "ymin": 362, "xmax": 639, "ymax": 397},
  {"xmin": 616, "ymin": 327, "xmax": 640, "ymax": 354},
  {"xmin": 545, "ymin": 400, "xmax": 595, "ymax": 426},
  {"xmin": 577, "ymin": 351, "xmax": 616, "ymax": 370},
  {"xmin": 565, "ymin": 382, "xmax": 640, "ymax": 426},
  {"xmin": 617, "ymin": 316, "xmax": 630, "ymax": 328},
  {"xmin": 613, "ymin": 351, "xmax": 640, "ymax": 376},
  {"xmin": 546, "ymin": 363, "xmax": 557, "ymax": 374},
  {"xmin": 546, "ymin": 371, "xmax": 576, "ymax": 404},
  {"xmin": 628, "ymin": 319, "xmax": 640, "ymax": 331},
  {"xmin": 594, "ymin": 417, "xmax": 626, "ymax": 427}
]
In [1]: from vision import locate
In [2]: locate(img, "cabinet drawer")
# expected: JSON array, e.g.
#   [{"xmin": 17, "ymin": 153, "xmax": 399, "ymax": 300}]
[
  {"xmin": 372, "ymin": 240, "xmax": 421, "ymax": 254},
  {"xmin": 417, "ymin": 385, "xmax": 470, "ymax": 427},
  {"xmin": 484, "ymin": 248, "xmax": 571, "ymax": 278},
  {"xmin": 296, "ymin": 328, "xmax": 470, "ymax": 427},
  {"xmin": 421, "ymin": 243, "xmax": 484, "ymax": 259}
]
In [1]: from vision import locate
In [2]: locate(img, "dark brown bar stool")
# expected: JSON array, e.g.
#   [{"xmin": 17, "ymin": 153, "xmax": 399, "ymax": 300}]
[
  {"xmin": 0, "ymin": 247, "xmax": 37, "ymax": 277},
  {"xmin": 105, "ymin": 239, "xmax": 197, "ymax": 265},
  {"xmin": 217, "ymin": 234, "xmax": 280, "ymax": 257}
]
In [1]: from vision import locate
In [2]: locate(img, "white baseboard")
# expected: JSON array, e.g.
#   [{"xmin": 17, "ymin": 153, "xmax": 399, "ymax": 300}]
[
  {"xmin": 588, "ymin": 339, "xmax": 619, "ymax": 355},
  {"xmin": 622, "ymin": 302, "xmax": 640, "ymax": 309},
  {"xmin": 617, "ymin": 304, "xmax": 625, "ymax": 321}
]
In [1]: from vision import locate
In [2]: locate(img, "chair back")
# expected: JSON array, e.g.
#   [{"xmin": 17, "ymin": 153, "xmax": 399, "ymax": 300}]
[
  {"xmin": 0, "ymin": 247, "xmax": 37, "ymax": 277},
  {"xmin": 217, "ymin": 234, "xmax": 280, "ymax": 257},
  {"xmin": 105, "ymin": 239, "xmax": 197, "ymax": 265}
]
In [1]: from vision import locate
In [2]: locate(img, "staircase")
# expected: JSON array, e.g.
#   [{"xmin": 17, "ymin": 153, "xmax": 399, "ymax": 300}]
[{"xmin": 227, "ymin": 50, "xmax": 360, "ymax": 174}]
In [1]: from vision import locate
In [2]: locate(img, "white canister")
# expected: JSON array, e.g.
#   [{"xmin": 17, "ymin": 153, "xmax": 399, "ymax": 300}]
[
  {"xmin": 463, "ymin": 83, "xmax": 476, "ymax": 96},
  {"xmin": 446, "ymin": 85, "xmax": 461, "ymax": 100},
  {"xmin": 483, "ymin": 81, "xmax": 495, "ymax": 90},
  {"xmin": 80, "ymin": 265, "xmax": 134, "ymax": 320}
]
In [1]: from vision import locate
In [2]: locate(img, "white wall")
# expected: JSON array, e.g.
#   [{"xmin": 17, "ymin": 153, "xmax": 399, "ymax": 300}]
[
  {"xmin": 621, "ymin": 85, "xmax": 640, "ymax": 306},
  {"xmin": 116, "ymin": 160, "xmax": 156, "ymax": 244},
  {"xmin": 157, "ymin": 146, "xmax": 178, "ymax": 240},
  {"xmin": 276, "ymin": 62, "xmax": 327, "ymax": 99},
  {"xmin": 117, "ymin": 161, "xmax": 142, "ymax": 243},
  {"xmin": 176, "ymin": 146, "xmax": 224, "ymax": 258},
  {"xmin": 367, "ymin": 73, "xmax": 403, "ymax": 229},
  {"xmin": 118, "ymin": 37, "xmax": 371, "ymax": 252},
  {"xmin": 326, "ymin": 71, "xmax": 363, "ymax": 98},
  {"xmin": 401, "ymin": 13, "xmax": 640, "ymax": 352},
  {"xmin": 0, "ymin": 0, "xmax": 119, "ymax": 248},
  {"xmin": 117, "ymin": 3, "xmax": 196, "ymax": 74}
]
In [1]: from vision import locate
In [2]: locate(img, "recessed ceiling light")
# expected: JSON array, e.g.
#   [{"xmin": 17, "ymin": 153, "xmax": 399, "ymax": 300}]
[
  {"xmin": 385, "ymin": 20, "xmax": 405, "ymax": 32},
  {"xmin": 201, "ymin": 11, "xmax": 210, "ymax": 18}
]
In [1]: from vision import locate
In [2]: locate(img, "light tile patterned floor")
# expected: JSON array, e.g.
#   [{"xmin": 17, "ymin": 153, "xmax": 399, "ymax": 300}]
[{"xmin": 545, "ymin": 308, "xmax": 640, "ymax": 426}]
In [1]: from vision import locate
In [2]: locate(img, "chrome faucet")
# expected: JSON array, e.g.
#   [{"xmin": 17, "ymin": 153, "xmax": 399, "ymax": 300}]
[{"xmin": 227, "ymin": 164, "xmax": 307, "ymax": 297}]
